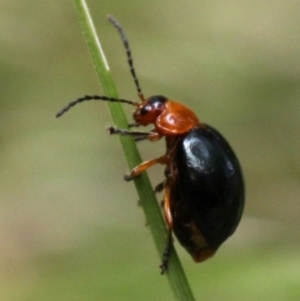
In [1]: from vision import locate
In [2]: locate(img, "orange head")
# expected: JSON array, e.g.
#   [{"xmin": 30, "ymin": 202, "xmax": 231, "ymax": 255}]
[{"xmin": 133, "ymin": 95, "xmax": 167, "ymax": 126}]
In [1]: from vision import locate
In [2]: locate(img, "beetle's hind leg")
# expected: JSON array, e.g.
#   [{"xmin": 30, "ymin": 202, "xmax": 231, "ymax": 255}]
[
  {"xmin": 160, "ymin": 229, "xmax": 173, "ymax": 274},
  {"xmin": 159, "ymin": 184, "xmax": 175, "ymax": 274}
]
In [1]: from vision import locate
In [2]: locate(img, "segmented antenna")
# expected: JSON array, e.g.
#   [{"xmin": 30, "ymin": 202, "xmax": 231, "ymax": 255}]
[
  {"xmin": 56, "ymin": 95, "xmax": 139, "ymax": 118},
  {"xmin": 56, "ymin": 16, "xmax": 144, "ymax": 118},
  {"xmin": 107, "ymin": 15, "xmax": 145, "ymax": 101}
]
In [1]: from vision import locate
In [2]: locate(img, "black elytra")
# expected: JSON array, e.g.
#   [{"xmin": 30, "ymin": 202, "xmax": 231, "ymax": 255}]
[{"xmin": 168, "ymin": 125, "xmax": 244, "ymax": 261}]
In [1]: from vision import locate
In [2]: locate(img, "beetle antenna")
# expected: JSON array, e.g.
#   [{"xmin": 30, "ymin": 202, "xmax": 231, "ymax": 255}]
[
  {"xmin": 56, "ymin": 95, "xmax": 139, "ymax": 118},
  {"xmin": 107, "ymin": 15, "xmax": 145, "ymax": 102}
]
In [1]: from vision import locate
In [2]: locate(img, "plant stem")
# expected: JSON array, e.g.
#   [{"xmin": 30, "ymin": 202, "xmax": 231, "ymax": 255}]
[{"xmin": 73, "ymin": 1, "xmax": 196, "ymax": 300}]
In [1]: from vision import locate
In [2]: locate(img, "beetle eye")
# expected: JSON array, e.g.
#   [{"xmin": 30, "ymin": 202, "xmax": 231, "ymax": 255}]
[{"xmin": 140, "ymin": 105, "xmax": 151, "ymax": 115}]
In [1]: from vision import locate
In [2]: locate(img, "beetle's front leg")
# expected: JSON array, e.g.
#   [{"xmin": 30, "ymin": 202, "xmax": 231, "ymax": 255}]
[
  {"xmin": 108, "ymin": 126, "xmax": 161, "ymax": 142},
  {"xmin": 108, "ymin": 126, "xmax": 150, "ymax": 140},
  {"xmin": 108, "ymin": 126, "xmax": 166, "ymax": 180}
]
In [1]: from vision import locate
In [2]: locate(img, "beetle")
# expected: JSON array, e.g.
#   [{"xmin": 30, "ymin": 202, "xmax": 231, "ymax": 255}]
[{"xmin": 56, "ymin": 15, "xmax": 245, "ymax": 274}]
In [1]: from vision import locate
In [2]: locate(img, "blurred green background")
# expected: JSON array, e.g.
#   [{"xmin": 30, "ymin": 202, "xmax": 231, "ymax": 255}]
[{"xmin": 1, "ymin": 1, "xmax": 300, "ymax": 300}]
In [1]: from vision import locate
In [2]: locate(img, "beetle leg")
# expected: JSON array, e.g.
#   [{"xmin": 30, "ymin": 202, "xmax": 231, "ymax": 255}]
[
  {"xmin": 134, "ymin": 128, "xmax": 156, "ymax": 142},
  {"xmin": 154, "ymin": 180, "xmax": 165, "ymax": 193},
  {"xmin": 163, "ymin": 184, "xmax": 173, "ymax": 228},
  {"xmin": 128, "ymin": 122, "xmax": 140, "ymax": 128},
  {"xmin": 160, "ymin": 229, "xmax": 173, "ymax": 274},
  {"xmin": 124, "ymin": 155, "xmax": 168, "ymax": 181},
  {"xmin": 148, "ymin": 132, "xmax": 162, "ymax": 141},
  {"xmin": 134, "ymin": 135, "xmax": 149, "ymax": 142},
  {"xmin": 108, "ymin": 126, "xmax": 161, "ymax": 142},
  {"xmin": 108, "ymin": 126, "xmax": 149, "ymax": 138},
  {"xmin": 159, "ymin": 184, "xmax": 174, "ymax": 274}
]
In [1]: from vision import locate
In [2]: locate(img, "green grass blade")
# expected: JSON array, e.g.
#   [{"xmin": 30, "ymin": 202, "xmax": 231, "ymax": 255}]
[{"xmin": 73, "ymin": 1, "xmax": 196, "ymax": 300}]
